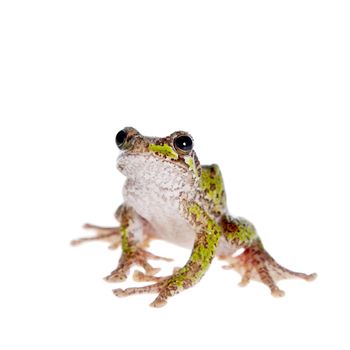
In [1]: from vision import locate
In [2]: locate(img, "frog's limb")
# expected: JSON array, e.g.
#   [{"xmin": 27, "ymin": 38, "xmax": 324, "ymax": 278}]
[
  {"xmin": 113, "ymin": 202, "xmax": 221, "ymax": 307},
  {"xmin": 220, "ymin": 215, "xmax": 317, "ymax": 297},
  {"xmin": 105, "ymin": 205, "xmax": 172, "ymax": 282},
  {"xmin": 70, "ymin": 224, "xmax": 121, "ymax": 250}
]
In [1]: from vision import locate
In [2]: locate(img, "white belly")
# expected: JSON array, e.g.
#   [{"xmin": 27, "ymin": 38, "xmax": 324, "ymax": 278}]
[{"xmin": 123, "ymin": 178, "xmax": 196, "ymax": 248}]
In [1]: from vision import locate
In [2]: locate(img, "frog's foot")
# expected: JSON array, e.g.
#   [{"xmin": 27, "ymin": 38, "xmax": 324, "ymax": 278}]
[
  {"xmin": 70, "ymin": 223, "xmax": 122, "ymax": 250},
  {"xmin": 113, "ymin": 269, "xmax": 192, "ymax": 308},
  {"xmin": 222, "ymin": 245, "xmax": 317, "ymax": 297},
  {"xmin": 105, "ymin": 249, "xmax": 173, "ymax": 283}
]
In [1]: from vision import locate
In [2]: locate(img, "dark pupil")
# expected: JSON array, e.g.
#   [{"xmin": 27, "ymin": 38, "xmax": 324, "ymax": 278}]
[
  {"xmin": 175, "ymin": 136, "xmax": 193, "ymax": 151},
  {"xmin": 116, "ymin": 130, "xmax": 127, "ymax": 147}
]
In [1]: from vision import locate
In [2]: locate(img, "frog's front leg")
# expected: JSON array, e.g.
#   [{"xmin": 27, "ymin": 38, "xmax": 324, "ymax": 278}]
[
  {"xmin": 220, "ymin": 216, "xmax": 317, "ymax": 296},
  {"xmin": 113, "ymin": 201, "xmax": 221, "ymax": 307},
  {"xmin": 105, "ymin": 205, "xmax": 172, "ymax": 282}
]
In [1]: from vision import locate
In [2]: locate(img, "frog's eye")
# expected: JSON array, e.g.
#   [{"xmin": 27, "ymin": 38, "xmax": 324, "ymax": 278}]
[
  {"xmin": 174, "ymin": 135, "xmax": 193, "ymax": 153},
  {"xmin": 116, "ymin": 129, "xmax": 127, "ymax": 149}
]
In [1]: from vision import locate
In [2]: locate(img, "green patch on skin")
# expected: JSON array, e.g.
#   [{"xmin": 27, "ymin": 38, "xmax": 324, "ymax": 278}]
[
  {"xmin": 149, "ymin": 144, "xmax": 178, "ymax": 160},
  {"xmin": 188, "ymin": 202, "xmax": 202, "ymax": 221},
  {"xmin": 200, "ymin": 165, "xmax": 226, "ymax": 208},
  {"xmin": 121, "ymin": 226, "xmax": 136, "ymax": 254},
  {"xmin": 236, "ymin": 222, "xmax": 256, "ymax": 243},
  {"xmin": 167, "ymin": 202, "xmax": 221, "ymax": 290},
  {"xmin": 225, "ymin": 217, "xmax": 257, "ymax": 244},
  {"xmin": 184, "ymin": 156, "xmax": 198, "ymax": 177}
]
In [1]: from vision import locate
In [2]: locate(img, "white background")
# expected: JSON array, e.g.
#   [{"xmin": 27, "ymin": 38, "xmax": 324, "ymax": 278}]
[{"xmin": 0, "ymin": 1, "xmax": 349, "ymax": 349}]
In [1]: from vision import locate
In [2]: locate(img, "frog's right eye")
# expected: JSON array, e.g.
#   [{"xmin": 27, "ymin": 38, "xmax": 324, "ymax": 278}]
[
  {"xmin": 116, "ymin": 129, "xmax": 127, "ymax": 149},
  {"xmin": 174, "ymin": 135, "xmax": 193, "ymax": 153}
]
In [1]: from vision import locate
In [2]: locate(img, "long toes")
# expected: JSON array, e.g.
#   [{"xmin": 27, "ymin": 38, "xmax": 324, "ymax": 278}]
[
  {"xmin": 133, "ymin": 270, "xmax": 165, "ymax": 282},
  {"xmin": 278, "ymin": 269, "xmax": 318, "ymax": 282},
  {"xmin": 139, "ymin": 261, "xmax": 161, "ymax": 275},
  {"xmin": 150, "ymin": 296, "xmax": 168, "ymax": 308},
  {"xmin": 152, "ymin": 256, "xmax": 173, "ymax": 262},
  {"xmin": 113, "ymin": 288, "xmax": 128, "ymax": 297},
  {"xmin": 82, "ymin": 223, "xmax": 95, "ymax": 229},
  {"xmin": 113, "ymin": 284, "xmax": 162, "ymax": 297},
  {"xmin": 108, "ymin": 242, "xmax": 121, "ymax": 250},
  {"xmin": 271, "ymin": 287, "xmax": 285, "ymax": 298},
  {"xmin": 133, "ymin": 270, "xmax": 148, "ymax": 282},
  {"xmin": 83, "ymin": 223, "xmax": 118, "ymax": 232},
  {"xmin": 104, "ymin": 271, "xmax": 128, "ymax": 282},
  {"xmin": 70, "ymin": 239, "xmax": 83, "ymax": 246},
  {"xmin": 70, "ymin": 236, "xmax": 101, "ymax": 246},
  {"xmin": 144, "ymin": 251, "xmax": 173, "ymax": 262},
  {"xmin": 222, "ymin": 258, "xmax": 242, "ymax": 269},
  {"xmin": 238, "ymin": 275, "xmax": 251, "ymax": 287},
  {"xmin": 305, "ymin": 273, "xmax": 317, "ymax": 281},
  {"xmin": 146, "ymin": 266, "xmax": 161, "ymax": 276}
]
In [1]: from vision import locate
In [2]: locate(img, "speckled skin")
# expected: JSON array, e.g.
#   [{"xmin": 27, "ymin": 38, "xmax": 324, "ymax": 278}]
[{"xmin": 72, "ymin": 127, "xmax": 317, "ymax": 307}]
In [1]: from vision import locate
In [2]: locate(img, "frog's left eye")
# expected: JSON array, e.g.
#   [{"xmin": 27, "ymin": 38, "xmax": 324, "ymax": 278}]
[
  {"xmin": 116, "ymin": 129, "xmax": 127, "ymax": 149},
  {"xmin": 174, "ymin": 135, "xmax": 193, "ymax": 153}
]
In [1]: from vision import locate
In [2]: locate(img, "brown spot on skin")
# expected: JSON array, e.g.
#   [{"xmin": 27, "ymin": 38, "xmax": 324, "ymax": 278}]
[
  {"xmin": 182, "ymin": 279, "xmax": 193, "ymax": 289},
  {"xmin": 220, "ymin": 217, "xmax": 239, "ymax": 233},
  {"xmin": 210, "ymin": 183, "xmax": 216, "ymax": 191},
  {"xmin": 193, "ymin": 153, "xmax": 201, "ymax": 177},
  {"xmin": 221, "ymin": 190, "xmax": 225, "ymax": 200},
  {"xmin": 228, "ymin": 223, "xmax": 239, "ymax": 233},
  {"xmin": 191, "ymin": 213, "xmax": 197, "ymax": 223}
]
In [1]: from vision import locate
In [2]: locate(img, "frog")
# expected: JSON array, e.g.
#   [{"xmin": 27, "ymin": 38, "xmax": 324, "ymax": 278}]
[{"xmin": 71, "ymin": 127, "xmax": 317, "ymax": 307}]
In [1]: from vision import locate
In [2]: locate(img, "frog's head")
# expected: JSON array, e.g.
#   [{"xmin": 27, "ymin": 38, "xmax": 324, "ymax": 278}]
[{"xmin": 115, "ymin": 127, "xmax": 201, "ymax": 180}]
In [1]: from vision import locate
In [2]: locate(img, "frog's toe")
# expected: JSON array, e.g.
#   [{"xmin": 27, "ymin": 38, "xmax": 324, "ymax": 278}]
[
  {"xmin": 150, "ymin": 295, "xmax": 168, "ymax": 308},
  {"xmin": 305, "ymin": 273, "xmax": 317, "ymax": 281},
  {"xmin": 112, "ymin": 288, "xmax": 128, "ymax": 297},
  {"xmin": 71, "ymin": 224, "xmax": 121, "ymax": 248},
  {"xmin": 271, "ymin": 287, "xmax": 285, "ymax": 298},
  {"xmin": 143, "ymin": 251, "xmax": 173, "ymax": 262},
  {"xmin": 113, "ymin": 282, "xmax": 164, "ymax": 298},
  {"xmin": 237, "ymin": 270, "xmax": 252, "ymax": 287},
  {"xmin": 138, "ymin": 261, "xmax": 161, "ymax": 276},
  {"xmin": 133, "ymin": 248, "xmax": 172, "ymax": 275},
  {"xmin": 133, "ymin": 270, "xmax": 165, "ymax": 282},
  {"xmin": 104, "ymin": 271, "xmax": 128, "ymax": 282}
]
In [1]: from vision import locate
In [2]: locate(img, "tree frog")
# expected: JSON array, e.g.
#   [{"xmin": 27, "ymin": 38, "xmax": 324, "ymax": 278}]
[{"xmin": 72, "ymin": 127, "xmax": 316, "ymax": 307}]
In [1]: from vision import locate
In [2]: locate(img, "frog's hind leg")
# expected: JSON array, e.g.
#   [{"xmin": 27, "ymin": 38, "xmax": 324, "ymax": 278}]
[{"xmin": 220, "ymin": 215, "xmax": 317, "ymax": 297}]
